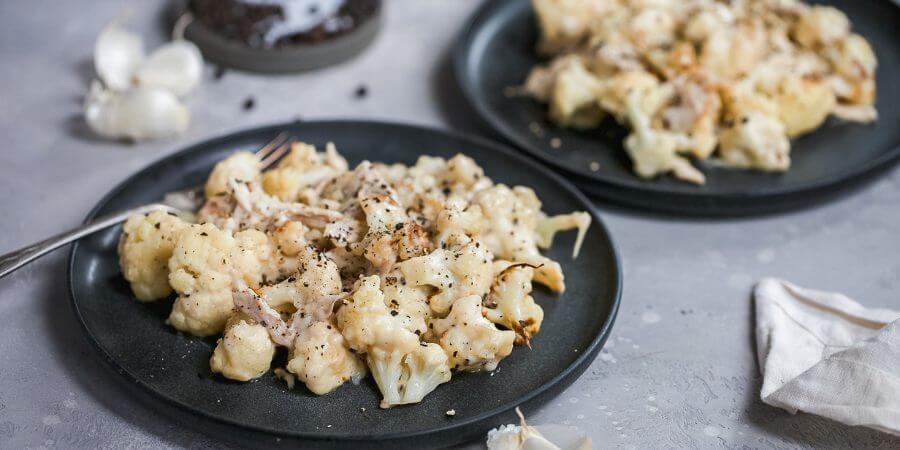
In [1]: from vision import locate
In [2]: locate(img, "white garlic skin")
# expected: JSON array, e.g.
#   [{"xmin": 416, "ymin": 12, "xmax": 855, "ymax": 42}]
[
  {"xmin": 84, "ymin": 81, "xmax": 190, "ymax": 141},
  {"xmin": 134, "ymin": 40, "xmax": 203, "ymax": 97},
  {"xmin": 94, "ymin": 20, "xmax": 145, "ymax": 91}
]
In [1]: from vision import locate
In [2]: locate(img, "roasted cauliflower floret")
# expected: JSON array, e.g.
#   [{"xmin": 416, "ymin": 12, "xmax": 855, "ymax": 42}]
[
  {"xmin": 523, "ymin": 56, "xmax": 577, "ymax": 102},
  {"xmin": 286, "ymin": 321, "xmax": 366, "ymax": 395},
  {"xmin": 271, "ymin": 220, "xmax": 308, "ymax": 257},
  {"xmin": 683, "ymin": 4, "xmax": 734, "ymax": 43},
  {"xmin": 485, "ymin": 265, "xmax": 543, "ymax": 346},
  {"xmin": 335, "ymin": 276, "xmax": 446, "ymax": 407},
  {"xmin": 826, "ymin": 34, "xmax": 877, "ymax": 84},
  {"xmin": 616, "ymin": 80, "xmax": 709, "ymax": 184},
  {"xmin": 231, "ymin": 229, "xmax": 282, "ymax": 286},
  {"xmin": 118, "ymin": 210, "xmax": 188, "ymax": 301},
  {"xmin": 335, "ymin": 276, "xmax": 421, "ymax": 354},
  {"xmin": 166, "ymin": 224, "xmax": 275, "ymax": 336},
  {"xmin": 434, "ymin": 198, "xmax": 485, "ymax": 246},
  {"xmin": 431, "ymin": 295, "xmax": 515, "ymax": 372},
  {"xmin": 627, "ymin": 7, "xmax": 675, "ymax": 52},
  {"xmin": 398, "ymin": 240, "xmax": 494, "ymax": 316},
  {"xmin": 625, "ymin": 128, "xmax": 703, "ymax": 184},
  {"xmin": 367, "ymin": 154, "xmax": 492, "ymax": 229},
  {"xmin": 532, "ymin": 0, "xmax": 602, "ymax": 53},
  {"xmin": 167, "ymin": 223, "xmax": 240, "ymax": 336},
  {"xmin": 350, "ymin": 162, "xmax": 432, "ymax": 274},
  {"xmin": 367, "ymin": 343, "xmax": 451, "ymax": 408},
  {"xmin": 444, "ymin": 154, "xmax": 491, "ymax": 192},
  {"xmin": 825, "ymin": 34, "xmax": 877, "ymax": 107},
  {"xmin": 210, "ymin": 314, "xmax": 275, "ymax": 381},
  {"xmin": 262, "ymin": 142, "xmax": 348, "ymax": 202},
  {"xmin": 718, "ymin": 111, "xmax": 790, "ymax": 171},
  {"xmin": 660, "ymin": 76, "xmax": 722, "ymax": 159},
  {"xmin": 258, "ymin": 246, "xmax": 344, "ymax": 327},
  {"xmin": 595, "ymin": 70, "xmax": 659, "ymax": 123},
  {"xmin": 169, "ymin": 290, "xmax": 236, "ymax": 338},
  {"xmin": 382, "ymin": 271, "xmax": 432, "ymax": 337},
  {"xmin": 772, "ymin": 75, "xmax": 836, "ymax": 137},
  {"xmin": 548, "ymin": 58, "xmax": 605, "ymax": 128},
  {"xmin": 699, "ymin": 24, "xmax": 767, "ymax": 82},
  {"xmin": 793, "ymin": 6, "xmax": 850, "ymax": 48},
  {"xmin": 474, "ymin": 185, "xmax": 571, "ymax": 292},
  {"xmin": 204, "ymin": 151, "xmax": 261, "ymax": 198}
]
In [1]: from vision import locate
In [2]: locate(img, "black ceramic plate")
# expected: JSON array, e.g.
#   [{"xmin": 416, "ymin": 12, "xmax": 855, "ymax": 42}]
[
  {"xmin": 68, "ymin": 121, "xmax": 621, "ymax": 449},
  {"xmin": 455, "ymin": 0, "xmax": 900, "ymax": 215}
]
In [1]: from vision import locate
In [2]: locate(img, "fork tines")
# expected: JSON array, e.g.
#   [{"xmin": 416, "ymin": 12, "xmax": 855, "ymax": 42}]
[{"xmin": 257, "ymin": 133, "xmax": 292, "ymax": 170}]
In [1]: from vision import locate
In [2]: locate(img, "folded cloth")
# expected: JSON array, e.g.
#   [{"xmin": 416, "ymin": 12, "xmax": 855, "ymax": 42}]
[{"xmin": 754, "ymin": 278, "xmax": 900, "ymax": 435}]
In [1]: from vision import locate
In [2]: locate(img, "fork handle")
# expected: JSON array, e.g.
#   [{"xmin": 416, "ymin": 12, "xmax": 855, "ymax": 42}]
[{"xmin": 0, "ymin": 204, "xmax": 173, "ymax": 279}]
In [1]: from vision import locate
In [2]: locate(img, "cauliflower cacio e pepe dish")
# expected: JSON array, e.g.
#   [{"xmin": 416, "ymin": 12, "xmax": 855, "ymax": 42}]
[
  {"xmin": 118, "ymin": 142, "xmax": 590, "ymax": 408},
  {"xmin": 524, "ymin": 0, "xmax": 878, "ymax": 184}
]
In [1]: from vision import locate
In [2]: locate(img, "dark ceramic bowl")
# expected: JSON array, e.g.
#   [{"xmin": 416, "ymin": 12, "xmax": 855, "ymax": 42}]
[
  {"xmin": 68, "ymin": 120, "xmax": 621, "ymax": 448},
  {"xmin": 173, "ymin": 1, "xmax": 382, "ymax": 73},
  {"xmin": 454, "ymin": 0, "xmax": 900, "ymax": 216}
]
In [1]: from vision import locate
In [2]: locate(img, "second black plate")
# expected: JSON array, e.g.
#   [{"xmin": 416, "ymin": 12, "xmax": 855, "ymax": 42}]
[{"xmin": 454, "ymin": 0, "xmax": 900, "ymax": 215}]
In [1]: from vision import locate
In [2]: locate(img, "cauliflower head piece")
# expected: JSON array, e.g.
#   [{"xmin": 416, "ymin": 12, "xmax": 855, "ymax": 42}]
[
  {"xmin": 204, "ymin": 151, "xmax": 261, "ymax": 198},
  {"xmin": 475, "ymin": 185, "xmax": 569, "ymax": 292},
  {"xmin": 167, "ymin": 223, "xmax": 240, "ymax": 336},
  {"xmin": 262, "ymin": 142, "xmax": 348, "ymax": 202},
  {"xmin": 336, "ymin": 276, "xmax": 450, "ymax": 407},
  {"xmin": 367, "ymin": 342, "xmax": 451, "ymax": 409},
  {"xmin": 118, "ymin": 210, "xmax": 188, "ymax": 301},
  {"xmin": 485, "ymin": 265, "xmax": 544, "ymax": 346},
  {"xmin": 168, "ymin": 290, "xmax": 235, "ymax": 337},
  {"xmin": 432, "ymin": 295, "xmax": 515, "ymax": 372},
  {"xmin": 382, "ymin": 271, "xmax": 432, "ymax": 337},
  {"xmin": 165, "ymin": 223, "xmax": 277, "ymax": 336},
  {"xmin": 771, "ymin": 75, "xmax": 836, "ymax": 138},
  {"xmin": 718, "ymin": 111, "xmax": 790, "ymax": 171},
  {"xmin": 287, "ymin": 321, "xmax": 367, "ymax": 395},
  {"xmin": 335, "ymin": 275, "xmax": 421, "ymax": 354},
  {"xmin": 210, "ymin": 314, "xmax": 276, "ymax": 381},
  {"xmin": 548, "ymin": 57, "xmax": 605, "ymax": 128},
  {"xmin": 793, "ymin": 6, "xmax": 850, "ymax": 49},
  {"xmin": 398, "ymin": 240, "xmax": 494, "ymax": 316}
]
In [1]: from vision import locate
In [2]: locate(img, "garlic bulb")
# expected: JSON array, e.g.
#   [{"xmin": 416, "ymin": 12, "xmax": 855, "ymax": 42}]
[
  {"xmin": 94, "ymin": 20, "xmax": 145, "ymax": 91},
  {"xmin": 86, "ymin": 17, "xmax": 203, "ymax": 141},
  {"xmin": 134, "ymin": 40, "xmax": 203, "ymax": 97},
  {"xmin": 486, "ymin": 408, "xmax": 592, "ymax": 450},
  {"xmin": 84, "ymin": 81, "xmax": 190, "ymax": 141}
]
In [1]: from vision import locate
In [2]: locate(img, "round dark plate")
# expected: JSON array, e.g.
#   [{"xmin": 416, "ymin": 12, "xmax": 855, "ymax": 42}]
[
  {"xmin": 454, "ymin": 0, "xmax": 900, "ymax": 216},
  {"xmin": 68, "ymin": 120, "xmax": 621, "ymax": 449}
]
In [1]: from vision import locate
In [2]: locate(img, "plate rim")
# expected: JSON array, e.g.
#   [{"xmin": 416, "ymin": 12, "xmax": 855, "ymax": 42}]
[
  {"xmin": 67, "ymin": 119, "xmax": 623, "ymax": 444},
  {"xmin": 452, "ymin": 0, "xmax": 900, "ymax": 201}
]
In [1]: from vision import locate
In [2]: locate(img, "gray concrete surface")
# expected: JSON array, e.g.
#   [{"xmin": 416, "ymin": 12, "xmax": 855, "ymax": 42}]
[{"xmin": 0, "ymin": 1, "xmax": 898, "ymax": 448}]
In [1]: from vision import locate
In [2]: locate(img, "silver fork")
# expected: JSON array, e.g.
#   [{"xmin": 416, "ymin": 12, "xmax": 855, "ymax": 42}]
[{"xmin": 0, "ymin": 133, "xmax": 292, "ymax": 279}]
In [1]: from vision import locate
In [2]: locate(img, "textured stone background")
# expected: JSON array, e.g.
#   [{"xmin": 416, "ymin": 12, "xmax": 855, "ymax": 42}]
[{"xmin": 0, "ymin": 1, "xmax": 898, "ymax": 448}]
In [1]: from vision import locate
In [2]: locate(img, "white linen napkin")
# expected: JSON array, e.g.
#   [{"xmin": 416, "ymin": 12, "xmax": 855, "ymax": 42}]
[{"xmin": 754, "ymin": 278, "xmax": 900, "ymax": 435}]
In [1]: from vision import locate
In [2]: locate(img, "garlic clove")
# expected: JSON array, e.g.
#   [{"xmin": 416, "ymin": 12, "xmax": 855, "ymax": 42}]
[
  {"xmin": 84, "ymin": 80, "xmax": 190, "ymax": 141},
  {"xmin": 519, "ymin": 426, "xmax": 562, "ymax": 450},
  {"xmin": 486, "ymin": 408, "xmax": 591, "ymax": 450},
  {"xmin": 135, "ymin": 40, "xmax": 203, "ymax": 97},
  {"xmin": 94, "ymin": 20, "xmax": 145, "ymax": 91},
  {"xmin": 533, "ymin": 425, "xmax": 592, "ymax": 450},
  {"xmin": 487, "ymin": 424, "xmax": 526, "ymax": 450}
]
